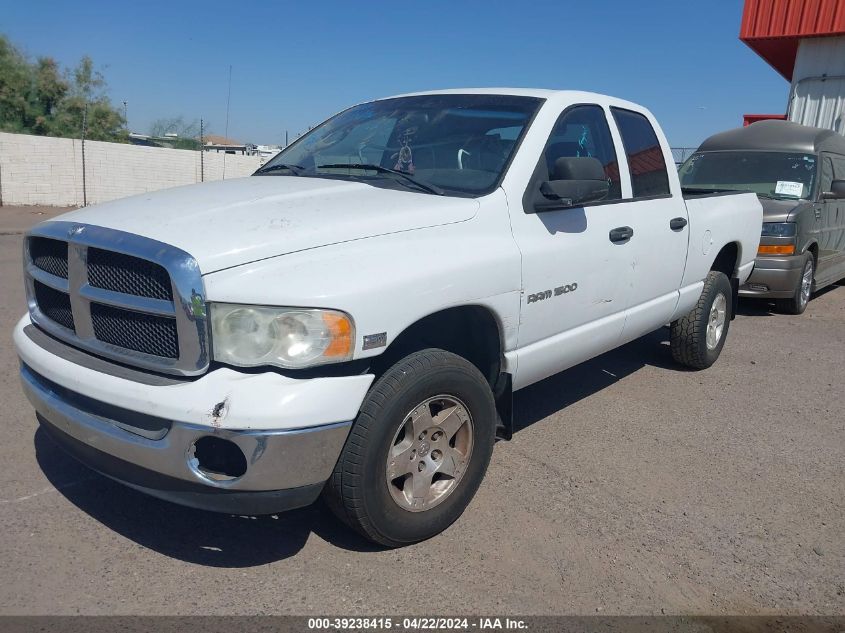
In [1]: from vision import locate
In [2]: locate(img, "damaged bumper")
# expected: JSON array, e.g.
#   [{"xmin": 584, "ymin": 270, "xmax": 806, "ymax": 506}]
[{"xmin": 14, "ymin": 315, "xmax": 374, "ymax": 514}]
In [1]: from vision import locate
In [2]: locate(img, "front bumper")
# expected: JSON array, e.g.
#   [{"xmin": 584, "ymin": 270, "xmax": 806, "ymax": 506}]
[
  {"xmin": 739, "ymin": 254, "xmax": 804, "ymax": 299},
  {"xmin": 15, "ymin": 315, "xmax": 374, "ymax": 514}
]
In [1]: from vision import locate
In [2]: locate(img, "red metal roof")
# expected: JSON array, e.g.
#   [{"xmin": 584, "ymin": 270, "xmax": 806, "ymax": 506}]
[
  {"xmin": 740, "ymin": 0, "xmax": 845, "ymax": 79},
  {"xmin": 743, "ymin": 113, "xmax": 787, "ymax": 126}
]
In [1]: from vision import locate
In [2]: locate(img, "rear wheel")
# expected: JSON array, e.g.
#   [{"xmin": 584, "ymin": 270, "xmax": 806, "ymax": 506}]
[
  {"xmin": 775, "ymin": 252, "xmax": 814, "ymax": 315},
  {"xmin": 671, "ymin": 271, "xmax": 732, "ymax": 370},
  {"xmin": 325, "ymin": 349, "xmax": 496, "ymax": 547}
]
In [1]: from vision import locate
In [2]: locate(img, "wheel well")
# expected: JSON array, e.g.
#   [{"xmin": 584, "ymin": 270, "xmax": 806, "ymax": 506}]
[
  {"xmin": 806, "ymin": 242, "xmax": 818, "ymax": 263},
  {"xmin": 371, "ymin": 306, "xmax": 503, "ymax": 388},
  {"xmin": 710, "ymin": 242, "xmax": 739, "ymax": 278}
]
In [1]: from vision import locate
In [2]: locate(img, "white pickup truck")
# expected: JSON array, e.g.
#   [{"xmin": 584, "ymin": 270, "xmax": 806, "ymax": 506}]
[{"xmin": 15, "ymin": 89, "xmax": 762, "ymax": 546}]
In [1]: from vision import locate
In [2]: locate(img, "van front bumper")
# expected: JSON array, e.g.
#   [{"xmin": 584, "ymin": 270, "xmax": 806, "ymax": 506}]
[
  {"xmin": 738, "ymin": 254, "xmax": 804, "ymax": 299},
  {"xmin": 15, "ymin": 316, "xmax": 374, "ymax": 515}
]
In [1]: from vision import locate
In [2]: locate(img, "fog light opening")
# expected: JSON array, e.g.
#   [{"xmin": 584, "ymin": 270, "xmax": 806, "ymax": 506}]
[{"xmin": 189, "ymin": 436, "xmax": 247, "ymax": 482}]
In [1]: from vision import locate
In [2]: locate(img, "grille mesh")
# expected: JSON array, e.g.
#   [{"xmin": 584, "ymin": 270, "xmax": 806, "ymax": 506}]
[
  {"xmin": 87, "ymin": 248, "xmax": 173, "ymax": 301},
  {"xmin": 30, "ymin": 237, "xmax": 69, "ymax": 279},
  {"xmin": 34, "ymin": 281, "xmax": 75, "ymax": 331},
  {"xmin": 91, "ymin": 303, "xmax": 179, "ymax": 359}
]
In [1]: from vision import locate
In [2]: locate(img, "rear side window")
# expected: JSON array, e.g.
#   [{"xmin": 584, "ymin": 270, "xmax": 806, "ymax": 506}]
[
  {"xmin": 543, "ymin": 104, "xmax": 621, "ymax": 200},
  {"xmin": 611, "ymin": 108, "xmax": 670, "ymax": 198},
  {"xmin": 820, "ymin": 155, "xmax": 835, "ymax": 194},
  {"xmin": 831, "ymin": 155, "xmax": 845, "ymax": 181}
]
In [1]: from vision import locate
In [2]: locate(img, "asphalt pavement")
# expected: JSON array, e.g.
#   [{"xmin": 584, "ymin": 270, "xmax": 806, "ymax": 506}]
[{"xmin": 1, "ymin": 206, "xmax": 843, "ymax": 615}]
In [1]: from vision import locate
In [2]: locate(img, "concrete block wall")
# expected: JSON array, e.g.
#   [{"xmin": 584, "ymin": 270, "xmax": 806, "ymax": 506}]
[{"xmin": 0, "ymin": 132, "xmax": 262, "ymax": 207}]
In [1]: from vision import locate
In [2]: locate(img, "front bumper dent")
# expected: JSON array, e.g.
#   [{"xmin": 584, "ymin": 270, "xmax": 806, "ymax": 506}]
[{"xmin": 22, "ymin": 364, "xmax": 352, "ymax": 514}]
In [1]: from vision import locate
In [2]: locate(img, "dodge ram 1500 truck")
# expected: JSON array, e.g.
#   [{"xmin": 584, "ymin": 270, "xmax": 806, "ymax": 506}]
[{"xmin": 15, "ymin": 89, "xmax": 762, "ymax": 546}]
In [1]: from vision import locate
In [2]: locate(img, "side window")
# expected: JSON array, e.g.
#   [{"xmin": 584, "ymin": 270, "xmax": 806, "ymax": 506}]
[
  {"xmin": 543, "ymin": 105, "xmax": 622, "ymax": 200},
  {"xmin": 611, "ymin": 108, "xmax": 670, "ymax": 198},
  {"xmin": 819, "ymin": 155, "xmax": 835, "ymax": 195},
  {"xmin": 830, "ymin": 155, "xmax": 845, "ymax": 182}
]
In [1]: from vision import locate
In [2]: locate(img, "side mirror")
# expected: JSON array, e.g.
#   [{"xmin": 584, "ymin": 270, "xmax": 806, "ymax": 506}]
[
  {"xmin": 533, "ymin": 156, "xmax": 609, "ymax": 211},
  {"xmin": 821, "ymin": 179, "xmax": 845, "ymax": 200}
]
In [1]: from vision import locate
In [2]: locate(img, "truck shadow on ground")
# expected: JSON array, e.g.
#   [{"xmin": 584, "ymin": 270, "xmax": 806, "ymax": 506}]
[{"xmin": 35, "ymin": 328, "xmax": 676, "ymax": 566}]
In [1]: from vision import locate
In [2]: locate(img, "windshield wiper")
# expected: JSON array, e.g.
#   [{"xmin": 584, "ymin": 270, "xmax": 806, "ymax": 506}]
[
  {"xmin": 317, "ymin": 163, "xmax": 445, "ymax": 195},
  {"xmin": 255, "ymin": 163, "xmax": 306, "ymax": 175}
]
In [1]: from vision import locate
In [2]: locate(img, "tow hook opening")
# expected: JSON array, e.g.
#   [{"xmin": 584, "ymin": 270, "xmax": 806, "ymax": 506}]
[{"xmin": 189, "ymin": 436, "xmax": 247, "ymax": 482}]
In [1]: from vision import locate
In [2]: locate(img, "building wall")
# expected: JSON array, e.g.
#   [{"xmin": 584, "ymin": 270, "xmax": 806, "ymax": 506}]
[
  {"xmin": 0, "ymin": 132, "xmax": 262, "ymax": 207},
  {"xmin": 788, "ymin": 35, "xmax": 845, "ymax": 134}
]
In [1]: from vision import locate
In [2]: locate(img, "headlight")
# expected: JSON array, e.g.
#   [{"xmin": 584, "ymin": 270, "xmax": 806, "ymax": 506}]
[
  {"xmin": 761, "ymin": 222, "xmax": 796, "ymax": 237},
  {"xmin": 210, "ymin": 304, "xmax": 354, "ymax": 369}
]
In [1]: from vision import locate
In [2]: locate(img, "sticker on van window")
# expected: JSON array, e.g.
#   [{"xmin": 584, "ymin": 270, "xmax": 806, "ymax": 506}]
[{"xmin": 775, "ymin": 181, "xmax": 803, "ymax": 197}]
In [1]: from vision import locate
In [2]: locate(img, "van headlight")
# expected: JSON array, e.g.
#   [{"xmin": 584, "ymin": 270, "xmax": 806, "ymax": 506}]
[
  {"xmin": 761, "ymin": 222, "xmax": 796, "ymax": 237},
  {"xmin": 209, "ymin": 304, "xmax": 354, "ymax": 369}
]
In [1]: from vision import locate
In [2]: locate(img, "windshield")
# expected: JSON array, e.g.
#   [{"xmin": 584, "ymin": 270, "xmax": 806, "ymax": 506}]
[
  {"xmin": 256, "ymin": 94, "xmax": 543, "ymax": 196},
  {"xmin": 679, "ymin": 151, "xmax": 817, "ymax": 200}
]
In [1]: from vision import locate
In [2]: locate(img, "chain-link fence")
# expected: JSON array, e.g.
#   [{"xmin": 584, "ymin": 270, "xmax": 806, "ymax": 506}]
[{"xmin": 671, "ymin": 147, "xmax": 697, "ymax": 167}]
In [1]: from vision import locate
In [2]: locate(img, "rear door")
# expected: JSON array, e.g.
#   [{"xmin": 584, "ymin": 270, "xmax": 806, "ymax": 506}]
[{"xmin": 610, "ymin": 108, "xmax": 689, "ymax": 342}]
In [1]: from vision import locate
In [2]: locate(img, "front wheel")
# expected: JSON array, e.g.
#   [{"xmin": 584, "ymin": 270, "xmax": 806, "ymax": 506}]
[
  {"xmin": 670, "ymin": 271, "xmax": 733, "ymax": 370},
  {"xmin": 775, "ymin": 253, "xmax": 814, "ymax": 315},
  {"xmin": 324, "ymin": 349, "xmax": 496, "ymax": 547}
]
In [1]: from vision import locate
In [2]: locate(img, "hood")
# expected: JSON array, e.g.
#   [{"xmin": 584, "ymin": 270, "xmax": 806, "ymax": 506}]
[
  {"xmin": 55, "ymin": 176, "xmax": 479, "ymax": 273},
  {"xmin": 758, "ymin": 197, "xmax": 809, "ymax": 224}
]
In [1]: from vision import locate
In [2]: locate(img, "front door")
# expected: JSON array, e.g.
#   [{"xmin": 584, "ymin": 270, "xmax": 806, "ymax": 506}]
[{"xmin": 509, "ymin": 104, "xmax": 635, "ymax": 388}]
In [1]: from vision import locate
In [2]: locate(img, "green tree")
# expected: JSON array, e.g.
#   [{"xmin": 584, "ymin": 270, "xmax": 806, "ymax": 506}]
[
  {"xmin": 149, "ymin": 116, "xmax": 205, "ymax": 149},
  {"xmin": 31, "ymin": 57, "xmax": 69, "ymax": 135},
  {"xmin": 0, "ymin": 34, "xmax": 126, "ymax": 142},
  {"xmin": 0, "ymin": 35, "xmax": 33, "ymax": 132}
]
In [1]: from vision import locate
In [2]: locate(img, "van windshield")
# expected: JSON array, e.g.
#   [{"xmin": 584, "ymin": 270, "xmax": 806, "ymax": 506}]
[
  {"xmin": 679, "ymin": 151, "xmax": 817, "ymax": 200},
  {"xmin": 255, "ymin": 94, "xmax": 543, "ymax": 196}
]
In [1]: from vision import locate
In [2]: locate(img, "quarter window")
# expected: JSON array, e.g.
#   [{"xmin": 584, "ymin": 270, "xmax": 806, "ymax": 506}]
[
  {"xmin": 543, "ymin": 105, "xmax": 622, "ymax": 200},
  {"xmin": 611, "ymin": 108, "xmax": 670, "ymax": 198},
  {"xmin": 830, "ymin": 155, "xmax": 845, "ymax": 181},
  {"xmin": 819, "ymin": 156, "xmax": 835, "ymax": 195}
]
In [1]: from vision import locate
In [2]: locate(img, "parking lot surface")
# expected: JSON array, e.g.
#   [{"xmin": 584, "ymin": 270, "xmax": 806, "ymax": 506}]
[{"xmin": 1, "ymin": 206, "xmax": 843, "ymax": 615}]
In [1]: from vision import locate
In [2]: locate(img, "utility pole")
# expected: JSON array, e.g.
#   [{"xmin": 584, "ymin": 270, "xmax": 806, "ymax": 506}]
[
  {"xmin": 81, "ymin": 103, "xmax": 88, "ymax": 207},
  {"xmin": 285, "ymin": 130, "xmax": 288, "ymax": 147},
  {"xmin": 200, "ymin": 118, "xmax": 204, "ymax": 182},
  {"xmin": 222, "ymin": 64, "xmax": 232, "ymax": 180},
  {"xmin": 123, "ymin": 100, "xmax": 128, "ymax": 130}
]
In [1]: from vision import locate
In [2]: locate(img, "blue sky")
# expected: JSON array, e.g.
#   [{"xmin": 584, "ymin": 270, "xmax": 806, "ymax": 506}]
[{"xmin": 3, "ymin": 0, "xmax": 789, "ymax": 147}]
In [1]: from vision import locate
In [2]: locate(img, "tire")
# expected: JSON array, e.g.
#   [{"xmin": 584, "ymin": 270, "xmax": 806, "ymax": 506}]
[
  {"xmin": 775, "ymin": 252, "xmax": 814, "ymax": 315},
  {"xmin": 670, "ymin": 271, "xmax": 732, "ymax": 370},
  {"xmin": 324, "ymin": 348, "xmax": 496, "ymax": 547}
]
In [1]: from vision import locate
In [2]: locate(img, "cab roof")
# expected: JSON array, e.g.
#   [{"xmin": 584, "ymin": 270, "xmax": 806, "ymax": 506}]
[
  {"xmin": 384, "ymin": 88, "xmax": 648, "ymax": 113},
  {"xmin": 697, "ymin": 120, "xmax": 845, "ymax": 155}
]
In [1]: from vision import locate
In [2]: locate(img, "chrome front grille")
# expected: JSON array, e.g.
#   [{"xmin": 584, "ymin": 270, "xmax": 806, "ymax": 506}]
[
  {"xmin": 87, "ymin": 248, "xmax": 174, "ymax": 300},
  {"xmin": 24, "ymin": 222, "xmax": 208, "ymax": 376},
  {"xmin": 30, "ymin": 237, "xmax": 69, "ymax": 279},
  {"xmin": 90, "ymin": 303, "xmax": 180, "ymax": 359}
]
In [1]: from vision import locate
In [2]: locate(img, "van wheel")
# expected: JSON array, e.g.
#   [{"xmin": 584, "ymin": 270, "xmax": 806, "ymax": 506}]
[
  {"xmin": 670, "ymin": 271, "xmax": 732, "ymax": 370},
  {"xmin": 775, "ymin": 253, "xmax": 814, "ymax": 315},
  {"xmin": 324, "ymin": 349, "xmax": 496, "ymax": 547}
]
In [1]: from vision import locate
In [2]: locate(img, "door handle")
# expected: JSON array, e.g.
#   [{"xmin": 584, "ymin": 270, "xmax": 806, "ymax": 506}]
[
  {"xmin": 670, "ymin": 217, "xmax": 688, "ymax": 231},
  {"xmin": 609, "ymin": 226, "xmax": 634, "ymax": 243}
]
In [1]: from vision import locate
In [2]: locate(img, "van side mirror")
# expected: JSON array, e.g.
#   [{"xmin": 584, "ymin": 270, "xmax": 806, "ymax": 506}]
[
  {"xmin": 533, "ymin": 157, "xmax": 609, "ymax": 211},
  {"xmin": 821, "ymin": 179, "xmax": 845, "ymax": 200}
]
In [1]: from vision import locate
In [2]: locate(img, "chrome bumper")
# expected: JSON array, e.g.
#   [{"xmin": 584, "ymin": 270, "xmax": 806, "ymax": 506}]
[{"xmin": 21, "ymin": 364, "xmax": 351, "ymax": 514}]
